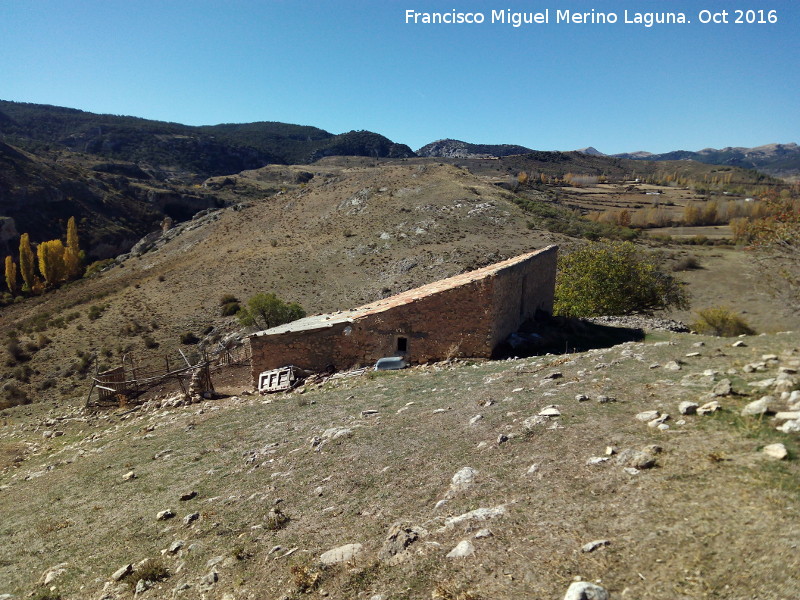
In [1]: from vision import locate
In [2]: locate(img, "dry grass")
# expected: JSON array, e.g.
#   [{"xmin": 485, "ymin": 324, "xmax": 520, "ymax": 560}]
[{"xmin": 0, "ymin": 331, "xmax": 798, "ymax": 599}]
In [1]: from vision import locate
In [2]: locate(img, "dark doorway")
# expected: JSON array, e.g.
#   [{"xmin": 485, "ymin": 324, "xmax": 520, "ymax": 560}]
[{"xmin": 397, "ymin": 337, "xmax": 408, "ymax": 353}]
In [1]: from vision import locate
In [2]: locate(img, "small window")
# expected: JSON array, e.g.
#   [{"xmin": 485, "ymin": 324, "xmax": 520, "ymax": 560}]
[{"xmin": 397, "ymin": 337, "xmax": 408, "ymax": 353}]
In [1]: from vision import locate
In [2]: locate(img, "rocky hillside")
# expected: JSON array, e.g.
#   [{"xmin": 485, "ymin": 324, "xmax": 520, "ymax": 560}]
[
  {"xmin": 0, "ymin": 158, "xmax": 563, "ymax": 406},
  {"xmin": 612, "ymin": 143, "xmax": 800, "ymax": 178},
  {"xmin": 0, "ymin": 100, "xmax": 414, "ymax": 181},
  {"xmin": 417, "ymin": 139, "xmax": 534, "ymax": 159},
  {"xmin": 0, "ymin": 141, "xmax": 220, "ymax": 259},
  {"xmin": 0, "ymin": 329, "xmax": 797, "ymax": 599},
  {"xmin": 2, "ymin": 152, "xmax": 796, "ymax": 409}
]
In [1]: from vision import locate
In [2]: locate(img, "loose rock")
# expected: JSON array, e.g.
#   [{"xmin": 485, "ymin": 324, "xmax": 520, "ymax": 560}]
[
  {"xmin": 741, "ymin": 396, "xmax": 776, "ymax": 417},
  {"xmin": 380, "ymin": 522, "xmax": 427, "ymax": 563},
  {"xmin": 712, "ymin": 379, "xmax": 733, "ymax": 396},
  {"xmin": 112, "ymin": 564, "xmax": 133, "ymax": 581},
  {"xmin": 581, "ymin": 539, "xmax": 610, "ymax": 553},
  {"xmin": 320, "ymin": 543, "xmax": 363, "ymax": 565},
  {"xmin": 446, "ymin": 540, "xmax": 475, "ymax": 558},
  {"xmin": 450, "ymin": 467, "xmax": 478, "ymax": 491},
  {"xmin": 679, "ymin": 401, "xmax": 698, "ymax": 415},
  {"xmin": 563, "ymin": 581, "xmax": 610, "ymax": 600},
  {"xmin": 616, "ymin": 449, "xmax": 656, "ymax": 469},
  {"xmin": 697, "ymin": 400, "xmax": 721, "ymax": 415},
  {"xmin": 635, "ymin": 410, "xmax": 660, "ymax": 422},
  {"xmin": 442, "ymin": 505, "xmax": 507, "ymax": 530},
  {"xmin": 168, "ymin": 541, "xmax": 184, "ymax": 554},
  {"xmin": 763, "ymin": 443, "xmax": 788, "ymax": 460}
]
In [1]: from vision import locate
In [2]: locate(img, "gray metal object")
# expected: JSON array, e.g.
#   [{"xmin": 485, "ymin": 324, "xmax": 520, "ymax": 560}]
[{"xmin": 374, "ymin": 356, "xmax": 407, "ymax": 371}]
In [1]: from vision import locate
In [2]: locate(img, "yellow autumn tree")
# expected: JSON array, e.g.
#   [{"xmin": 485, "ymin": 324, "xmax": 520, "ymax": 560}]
[
  {"xmin": 4, "ymin": 256, "xmax": 18, "ymax": 295},
  {"xmin": 18, "ymin": 233, "xmax": 36, "ymax": 292},
  {"xmin": 37, "ymin": 239, "xmax": 66, "ymax": 287},
  {"xmin": 63, "ymin": 216, "xmax": 82, "ymax": 280}
]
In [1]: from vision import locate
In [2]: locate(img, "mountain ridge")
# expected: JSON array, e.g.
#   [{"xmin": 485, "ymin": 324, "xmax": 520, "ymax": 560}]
[
  {"xmin": 0, "ymin": 100, "xmax": 414, "ymax": 181},
  {"xmin": 574, "ymin": 143, "xmax": 800, "ymax": 177}
]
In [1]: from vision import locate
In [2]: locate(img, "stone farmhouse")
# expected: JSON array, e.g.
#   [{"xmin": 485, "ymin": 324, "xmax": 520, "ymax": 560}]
[{"xmin": 248, "ymin": 245, "xmax": 558, "ymax": 382}]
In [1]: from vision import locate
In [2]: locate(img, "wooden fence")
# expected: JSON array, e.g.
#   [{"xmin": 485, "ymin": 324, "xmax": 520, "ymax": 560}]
[{"xmin": 86, "ymin": 343, "xmax": 250, "ymax": 408}]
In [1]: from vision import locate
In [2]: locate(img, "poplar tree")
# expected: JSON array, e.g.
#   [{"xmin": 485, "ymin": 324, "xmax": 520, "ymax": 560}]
[
  {"xmin": 18, "ymin": 233, "xmax": 35, "ymax": 292},
  {"xmin": 37, "ymin": 239, "xmax": 66, "ymax": 287},
  {"xmin": 4, "ymin": 256, "xmax": 18, "ymax": 295},
  {"xmin": 63, "ymin": 216, "xmax": 82, "ymax": 280}
]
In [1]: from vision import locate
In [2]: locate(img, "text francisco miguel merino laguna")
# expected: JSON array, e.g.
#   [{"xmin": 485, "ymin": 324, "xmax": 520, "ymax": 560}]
[{"xmin": 405, "ymin": 8, "xmax": 697, "ymax": 28}]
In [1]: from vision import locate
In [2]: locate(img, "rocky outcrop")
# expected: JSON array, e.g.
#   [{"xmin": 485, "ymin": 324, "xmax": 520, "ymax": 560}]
[{"xmin": 417, "ymin": 139, "xmax": 534, "ymax": 159}]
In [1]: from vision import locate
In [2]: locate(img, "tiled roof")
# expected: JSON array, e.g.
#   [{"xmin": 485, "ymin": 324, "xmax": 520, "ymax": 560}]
[{"xmin": 251, "ymin": 245, "xmax": 556, "ymax": 337}]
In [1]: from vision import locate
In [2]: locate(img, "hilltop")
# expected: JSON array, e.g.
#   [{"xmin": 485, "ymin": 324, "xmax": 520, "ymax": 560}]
[
  {"xmin": 416, "ymin": 139, "xmax": 535, "ymax": 159},
  {"xmin": 0, "ymin": 100, "xmax": 414, "ymax": 181}
]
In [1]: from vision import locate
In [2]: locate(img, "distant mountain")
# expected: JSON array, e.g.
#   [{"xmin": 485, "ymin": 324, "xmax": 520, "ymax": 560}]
[
  {"xmin": 612, "ymin": 143, "xmax": 800, "ymax": 177},
  {"xmin": 0, "ymin": 100, "xmax": 414, "ymax": 180},
  {"xmin": 575, "ymin": 147, "xmax": 606, "ymax": 156},
  {"xmin": 417, "ymin": 139, "xmax": 534, "ymax": 159}
]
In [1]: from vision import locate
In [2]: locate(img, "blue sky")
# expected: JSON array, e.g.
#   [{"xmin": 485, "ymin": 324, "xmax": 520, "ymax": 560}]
[{"xmin": 1, "ymin": 0, "xmax": 797, "ymax": 154}]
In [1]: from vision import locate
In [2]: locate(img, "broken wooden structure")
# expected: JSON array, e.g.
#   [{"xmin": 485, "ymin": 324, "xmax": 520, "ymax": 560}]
[{"xmin": 86, "ymin": 343, "xmax": 250, "ymax": 408}]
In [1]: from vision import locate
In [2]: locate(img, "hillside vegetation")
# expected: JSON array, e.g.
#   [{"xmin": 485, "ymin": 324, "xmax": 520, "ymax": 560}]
[{"xmin": 0, "ymin": 100, "xmax": 414, "ymax": 180}]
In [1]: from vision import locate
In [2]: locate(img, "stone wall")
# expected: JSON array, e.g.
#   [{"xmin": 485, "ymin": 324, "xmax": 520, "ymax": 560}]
[
  {"xmin": 249, "ymin": 245, "xmax": 557, "ymax": 382},
  {"xmin": 489, "ymin": 244, "xmax": 557, "ymax": 348}
]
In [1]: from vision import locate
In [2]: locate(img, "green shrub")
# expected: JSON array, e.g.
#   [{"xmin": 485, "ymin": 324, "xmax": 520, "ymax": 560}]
[
  {"xmin": 265, "ymin": 507, "xmax": 290, "ymax": 531},
  {"xmin": 84, "ymin": 258, "xmax": 114, "ymax": 277},
  {"xmin": 0, "ymin": 381, "xmax": 29, "ymax": 410},
  {"xmin": 672, "ymin": 254, "xmax": 701, "ymax": 271},
  {"xmin": 219, "ymin": 294, "xmax": 239, "ymax": 305},
  {"xmin": 134, "ymin": 557, "xmax": 169, "ymax": 583},
  {"xmin": 87, "ymin": 304, "xmax": 107, "ymax": 321},
  {"xmin": 12, "ymin": 365, "xmax": 33, "ymax": 383},
  {"xmin": 5, "ymin": 340, "xmax": 30, "ymax": 365},
  {"xmin": 692, "ymin": 306, "xmax": 755, "ymax": 337},
  {"xmin": 180, "ymin": 332, "xmax": 200, "ymax": 345},
  {"xmin": 30, "ymin": 590, "xmax": 62, "ymax": 600},
  {"xmin": 219, "ymin": 294, "xmax": 241, "ymax": 316},
  {"xmin": 554, "ymin": 241, "xmax": 689, "ymax": 317},
  {"xmin": 237, "ymin": 293, "xmax": 305, "ymax": 330},
  {"xmin": 142, "ymin": 335, "xmax": 159, "ymax": 349},
  {"xmin": 221, "ymin": 301, "xmax": 240, "ymax": 316}
]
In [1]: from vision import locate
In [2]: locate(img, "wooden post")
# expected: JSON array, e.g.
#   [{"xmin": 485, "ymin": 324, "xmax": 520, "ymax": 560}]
[{"xmin": 178, "ymin": 349, "xmax": 192, "ymax": 368}]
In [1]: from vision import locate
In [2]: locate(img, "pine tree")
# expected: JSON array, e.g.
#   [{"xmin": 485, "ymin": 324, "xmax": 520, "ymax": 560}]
[
  {"xmin": 4, "ymin": 256, "xmax": 18, "ymax": 295},
  {"xmin": 37, "ymin": 239, "xmax": 66, "ymax": 287},
  {"xmin": 18, "ymin": 233, "xmax": 35, "ymax": 292},
  {"xmin": 63, "ymin": 216, "xmax": 82, "ymax": 280}
]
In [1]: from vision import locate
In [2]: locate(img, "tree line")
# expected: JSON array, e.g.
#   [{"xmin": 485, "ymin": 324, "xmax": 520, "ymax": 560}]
[{"xmin": 4, "ymin": 216, "xmax": 83, "ymax": 297}]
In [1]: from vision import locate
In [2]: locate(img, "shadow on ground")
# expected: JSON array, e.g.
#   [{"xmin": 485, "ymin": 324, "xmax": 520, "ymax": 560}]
[{"xmin": 496, "ymin": 315, "xmax": 645, "ymax": 358}]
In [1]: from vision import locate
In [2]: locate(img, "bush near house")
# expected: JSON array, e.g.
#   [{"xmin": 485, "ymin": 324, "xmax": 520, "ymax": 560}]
[
  {"xmin": 554, "ymin": 241, "xmax": 688, "ymax": 317},
  {"xmin": 237, "ymin": 293, "xmax": 305, "ymax": 330},
  {"xmin": 692, "ymin": 306, "xmax": 755, "ymax": 337}
]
